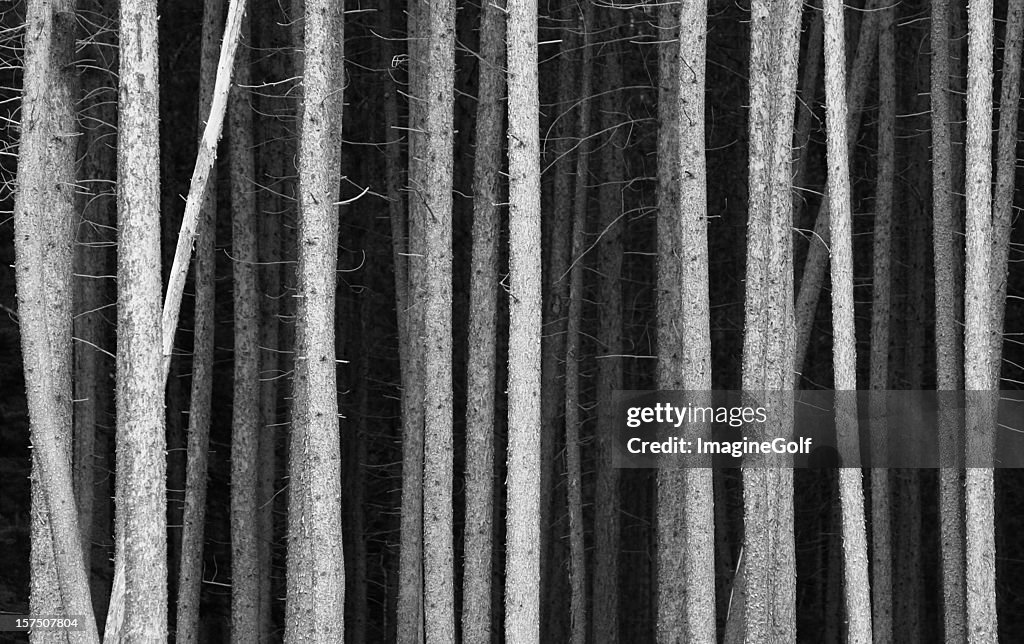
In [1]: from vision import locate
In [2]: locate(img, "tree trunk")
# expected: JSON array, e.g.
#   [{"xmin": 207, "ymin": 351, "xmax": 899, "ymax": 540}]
[
  {"xmin": 505, "ymin": 0, "xmax": 543, "ymax": 639},
  {"xmin": 741, "ymin": 0, "xmax": 802, "ymax": 641},
  {"xmin": 462, "ymin": 1, "xmax": 505, "ymax": 641},
  {"xmin": 822, "ymin": 0, "xmax": 873, "ymax": 641},
  {"xmin": 173, "ymin": 3, "xmax": 223, "ymax": 642},
  {"xmin": 283, "ymin": 0, "xmax": 345, "ymax": 640},
  {"xmin": 793, "ymin": 0, "xmax": 881, "ymax": 380},
  {"xmin": 16, "ymin": 2, "xmax": 99, "ymax": 642},
  {"xmin": 563, "ymin": 4, "xmax": 594, "ymax": 642},
  {"xmin": 421, "ymin": 0, "xmax": 457, "ymax": 640},
  {"xmin": 593, "ymin": 17, "xmax": 624, "ymax": 641},
  {"xmin": 870, "ymin": 1, "xmax": 896, "ymax": 640},
  {"xmin": 229, "ymin": 12, "xmax": 260, "ymax": 641},
  {"xmin": 112, "ymin": 0, "xmax": 167, "ymax": 639},
  {"xmin": 398, "ymin": 3, "xmax": 426, "ymax": 641},
  {"xmin": 931, "ymin": 0, "xmax": 967, "ymax": 639},
  {"xmin": 963, "ymin": 0, "xmax": 997, "ymax": 636}
]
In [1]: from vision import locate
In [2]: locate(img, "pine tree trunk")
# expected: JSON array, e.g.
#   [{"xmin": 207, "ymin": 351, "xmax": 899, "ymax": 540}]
[
  {"xmin": 963, "ymin": 0, "xmax": 997, "ymax": 636},
  {"xmin": 113, "ymin": 0, "xmax": 167, "ymax": 639},
  {"xmin": 990, "ymin": 0, "xmax": 1024, "ymax": 385},
  {"xmin": 741, "ymin": 0, "xmax": 802, "ymax": 640},
  {"xmin": 229, "ymin": 12, "xmax": 260, "ymax": 640},
  {"xmin": 173, "ymin": 3, "xmax": 223, "ymax": 642},
  {"xmin": 870, "ymin": 1, "xmax": 896, "ymax": 640},
  {"xmin": 462, "ymin": 1, "xmax": 505, "ymax": 641},
  {"xmin": 931, "ymin": 0, "xmax": 967, "ymax": 638},
  {"xmin": 398, "ymin": 3, "xmax": 426, "ymax": 641},
  {"xmin": 16, "ymin": 2, "xmax": 99, "ymax": 641},
  {"xmin": 793, "ymin": 0, "xmax": 881, "ymax": 380},
  {"xmin": 421, "ymin": 0, "xmax": 457, "ymax": 639},
  {"xmin": 563, "ymin": 5, "xmax": 594, "ymax": 642},
  {"xmin": 823, "ymin": 0, "xmax": 873, "ymax": 640},
  {"xmin": 283, "ymin": 0, "xmax": 346, "ymax": 640},
  {"xmin": 505, "ymin": 0, "xmax": 543, "ymax": 639},
  {"xmin": 593, "ymin": 17, "xmax": 624, "ymax": 641}
]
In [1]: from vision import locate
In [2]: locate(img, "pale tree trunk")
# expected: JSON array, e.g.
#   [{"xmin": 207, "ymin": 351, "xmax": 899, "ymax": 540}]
[
  {"xmin": 462, "ymin": 0, "xmax": 505, "ymax": 641},
  {"xmin": 398, "ymin": 3, "xmax": 426, "ymax": 641},
  {"xmin": 655, "ymin": 2, "xmax": 685, "ymax": 636},
  {"xmin": 870, "ymin": 1, "xmax": 896, "ymax": 640},
  {"xmin": 506, "ymin": 0, "xmax": 542, "ymax": 639},
  {"xmin": 16, "ymin": 2, "xmax": 100, "ymax": 642},
  {"xmin": 564, "ymin": 4, "xmax": 593, "ymax": 642},
  {"xmin": 741, "ymin": 0, "xmax": 801, "ymax": 641},
  {"xmin": 822, "ymin": 0, "xmax": 872, "ymax": 641},
  {"xmin": 593, "ymin": 17, "xmax": 623, "ymax": 641},
  {"xmin": 229, "ymin": 12, "xmax": 260, "ymax": 641},
  {"xmin": 931, "ymin": 0, "xmax": 967, "ymax": 639},
  {"xmin": 793, "ymin": 0, "xmax": 881, "ymax": 380},
  {"xmin": 112, "ymin": 0, "xmax": 166, "ymax": 639},
  {"xmin": 173, "ymin": 2, "xmax": 223, "ymax": 642},
  {"xmin": 963, "ymin": 0, "xmax": 997, "ymax": 636},
  {"xmin": 657, "ymin": 0, "xmax": 716, "ymax": 640},
  {"xmin": 421, "ymin": 0, "xmax": 457, "ymax": 639},
  {"xmin": 283, "ymin": 0, "xmax": 345, "ymax": 640},
  {"xmin": 990, "ymin": 0, "xmax": 1024, "ymax": 385}
]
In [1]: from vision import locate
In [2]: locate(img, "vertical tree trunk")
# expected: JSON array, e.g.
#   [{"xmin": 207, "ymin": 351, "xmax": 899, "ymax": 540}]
[
  {"xmin": 963, "ymin": 0, "xmax": 997, "ymax": 636},
  {"xmin": 505, "ymin": 0, "xmax": 542, "ymax": 640},
  {"xmin": 462, "ymin": 1, "xmax": 505, "ymax": 641},
  {"xmin": 563, "ymin": 4, "xmax": 593, "ymax": 642},
  {"xmin": 398, "ymin": 3, "xmax": 426, "ymax": 641},
  {"xmin": 822, "ymin": 0, "xmax": 873, "ymax": 641},
  {"xmin": 593, "ymin": 18, "xmax": 624, "ymax": 642},
  {"xmin": 421, "ymin": 0, "xmax": 457, "ymax": 640},
  {"xmin": 113, "ymin": 0, "xmax": 166, "ymax": 639},
  {"xmin": 229, "ymin": 12, "xmax": 260, "ymax": 641},
  {"xmin": 173, "ymin": 2, "xmax": 223, "ymax": 642},
  {"xmin": 870, "ymin": 1, "xmax": 896, "ymax": 640},
  {"xmin": 283, "ymin": 0, "xmax": 345, "ymax": 640},
  {"xmin": 990, "ymin": 0, "xmax": 1024, "ymax": 384},
  {"xmin": 931, "ymin": 0, "xmax": 967, "ymax": 638},
  {"xmin": 16, "ymin": 2, "xmax": 99, "ymax": 642},
  {"xmin": 741, "ymin": 0, "xmax": 802, "ymax": 641}
]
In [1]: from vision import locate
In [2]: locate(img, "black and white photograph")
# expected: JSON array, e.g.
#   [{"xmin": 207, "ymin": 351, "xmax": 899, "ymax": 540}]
[{"xmin": 1, "ymin": 0, "xmax": 1023, "ymax": 641}]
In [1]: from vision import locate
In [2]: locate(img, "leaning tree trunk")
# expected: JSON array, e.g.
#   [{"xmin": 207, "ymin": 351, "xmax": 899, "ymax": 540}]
[
  {"xmin": 505, "ymin": 0, "xmax": 543, "ymax": 640},
  {"xmin": 283, "ymin": 0, "xmax": 346, "ymax": 640},
  {"xmin": 963, "ymin": 0, "xmax": 998, "ymax": 637},
  {"xmin": 462, "ymin": 0, "xmax": 506, "ymax": 641},
  {"xmin": 822, "ymin": 0, "xmax": 873, "ymax": 641},
  {"xmin": 173, "ymin": 2, "xmax": 223, "ymax": 643},
  {"xmin": 15, "ymin": 1, "xmax": 100, "ymax": 642},
  {"xmin": 741, "ymin": 0, "xmax": 802, "ymax": 641}
]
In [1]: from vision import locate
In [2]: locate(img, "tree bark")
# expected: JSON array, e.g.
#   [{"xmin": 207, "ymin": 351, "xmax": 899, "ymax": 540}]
[
  {"xmin": 870, "ymin": 1, "xmax": 896, "ymax": 640},
  {"xmin": 505, "ymin": 0, "xmax": 543, "ymax": 640},
  {"xmin": 16, "ymin": 2, "xmax": 99, "ymax": 641},
  {"xmin": 741, "ymin": 0, "xmax": 802, "ymax": 640},
  {"xmin": 421, "ymin": 0, "xmax": 457, "ymax": 640},
  {"xmin": 111, "ymin": 0, "xmax": 166, "ymax": 638},
  {"xmin": 462, "ymin": 1, "xmax": 505, "ymax": 641},
  {"xmin": 229, "ymin": 12, "xmax": 260, "ymax": 641},
  {"xmin": 963, "ymin": 0, "xmax": 998, "ymax": 636},
  {"xmin": 822, "ymin": 0, "xmax": 873, "ymax": 641}
]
